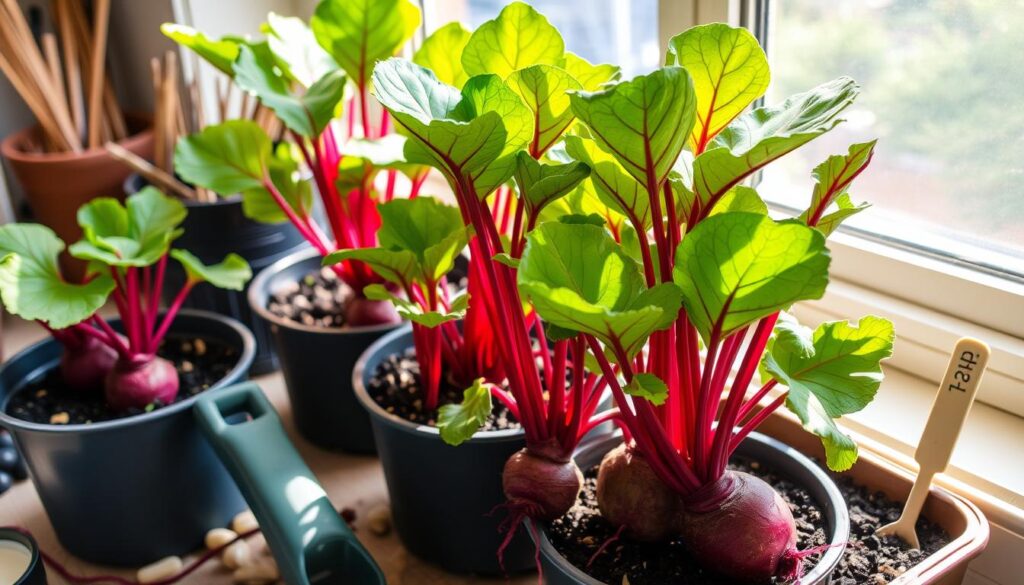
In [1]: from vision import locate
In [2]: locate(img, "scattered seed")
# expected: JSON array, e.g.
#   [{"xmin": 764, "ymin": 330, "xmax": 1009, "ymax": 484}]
[
  {"xmin": 49, "ymin": 412, "xmax": 69, "ymax": 424},
  {"xmin": 194, "ymin": 339, "xmax": 207, "ymax": 356},
  {"xmin": 222, "ymin": 541, "xmax": 253, "ymax": 569},
  {"xmin": 205, "ymin": 527, "xmax": 238, "ymax": 550},
  {"xmin": 232, "ymin": 509, "xmax": 259, "ymax": 534},
  {"xmin": 181, "ymin": 360, "xmax": 194, "ymax": 373},
  {"xmin": 366, "ymin": 504, "xmax": 391, "ymax": 536},
  {"xmin": 137, "ymin": 556, "xmax": 183, "ymax": 584}
]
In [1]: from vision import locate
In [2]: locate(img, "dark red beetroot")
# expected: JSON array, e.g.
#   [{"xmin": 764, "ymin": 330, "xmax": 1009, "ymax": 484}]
[
  {"xmin": 343, "ymin": 297, "xmax": 401, "ymax": 327},
  {"xmin": 503, "ymin": 446, "xmax": 583, "ymax": 521},
  {"xmin": 596, "ymin": 444, "xmax": 681, "ymax": 542},
  {"xmin": 60, "ymin": 336, "xmax": 119, "ymax": 393},
  {"xmin": 105, "ymin": 355, "xmax": 179, "ymax": 411},
  {"xmin": 679, "ymin": 470, "xmax": 800, "ymax": 582}
]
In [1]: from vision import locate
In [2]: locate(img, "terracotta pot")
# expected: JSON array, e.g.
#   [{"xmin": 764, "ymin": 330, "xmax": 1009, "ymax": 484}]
[
  {"xmin": 756, "ymin": 411, "xmax": 989, "ymax": 585},
  {"xmin": 1, "ymin": 115, "xmax": 154, "ymax": 279}
]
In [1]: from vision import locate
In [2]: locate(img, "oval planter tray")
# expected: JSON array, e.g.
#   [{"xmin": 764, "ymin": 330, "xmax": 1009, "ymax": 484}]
[
  {"xmin": 0, "ymin": 310, "xmax": 255, "ymax": 566},
  {"xmin": 532, "ymin": 433, "xmax": 849, "ymax": 584}
]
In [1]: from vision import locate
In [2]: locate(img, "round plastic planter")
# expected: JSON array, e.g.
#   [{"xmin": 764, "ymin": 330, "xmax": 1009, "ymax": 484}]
[
  {"xmin": 0, "ymin": 310, "xmax": 255, "ymax": 567},
  {"xmin": 249, "ymin": 247, "xmax": 400, "ymax": 453},
  {"xmin": 0, "ymin": 527, "xmax": 47, "ymax": 585},
  {"xmin": 533, "ymin": 433, "xmax": 850, "ymax": 585},
  {"xmin": 125, "ymin": 175, "xmax": 308, "ymax": 375},
  {"xmin": 353, "ymin": 325, "xmax": 534, "ymax": 575}
]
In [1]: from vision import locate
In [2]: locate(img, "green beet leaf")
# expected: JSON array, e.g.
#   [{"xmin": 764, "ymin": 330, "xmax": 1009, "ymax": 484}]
[
  {"xmin": 70, "ymin": 187, "xmax": 186, "ymax": 267},
  {"xmin": 763, "ymin": 316, "xmax": 894, "ymax": 471},
  {"xmin": 175, "ymin": 120, "xmax": 272, "ymax": 195},
  {"xmin": 336, "ymin": 134, "xmax": 420, "ymax": 190},
  {"xmin": 569, "ymin": 67, "xmax": 696, "ymax": 189},
  {"xmin": 624, "ymin": 372, "xmax": 668, "ymax": 406},
  {"xmin": 437, "ymin": 378, "xmax": 492, "ymax": 446},
  {"xmin": 560, "ymin": 52, "xmax": 620, "ymax": 91},
  {"xmin": 693, "ymin": 77, "xmax": 859, "ymax": 208},
  {"xmin": 518, "ymin": 222, "xmax": 682, "ymax": 357},
  {"xmin": 506, "ymin": 64, "xmax": 581, "ymax": 156},
  {"xmin": 672, "ymin": 212, "xmax": 830, "ymax": 343},
  {"xmin": 0, "ymin": 224, "xmax": 114, "ymax": 328},
  {"xmin": 264, "ymin": 12, "xmax": 338, "ymax": 87},
  {"xmin": 161, "ymin": 24, "xmax": 239, "ymax": 75},
  {"xmin": 800, "ymin": 141, "xmax": 876, "ymax": 235},
  {"xmin": 233, "ymin": 44, "xmax": 346, "ymax": 138},
  {"xmin": 708, "ymin": 185, "xmax": 768, "ymax": 217},
  {"xmin": 413, "ymin": 22, "xmax": 472, "ymax": 88},
  {"xmin": 373, "ymin": 58, "xmax": 529, "ymax": 199},
  {"xmin": 512, "ymin": 151, "xmax": 590, "ymax": 220},
  {"xmin": 564, "ymin": 135, "xmax": 651, "ymax": 229},
  {"xmin": 311, "ymin": 0, "xmax": 420, "ymax": 90},
  {"xmin": 170, "ymin": 250, "xmax": 252, "ymax": 290},
  {"xmin": 665, "ymin": 23, "xmax": 770, "ymax": 151},
  {"xmin": 377, "ymin": 197, "xmax": 469, "ymax": 281},
  {"xmin": 461, "ymin": 1, "xmax": 564, "ymax": 79},
  {"xmin": 362, "ymin": 283, "xmax": 466, "ymax": 328}
]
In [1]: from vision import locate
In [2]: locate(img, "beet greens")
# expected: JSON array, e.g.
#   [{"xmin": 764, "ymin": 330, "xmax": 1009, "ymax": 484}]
[
  {"xmin": 373, "ymin": 5, "xmax": 894, "ymax": 582},
  {"xmin": 0, "ymin": 188, "xmax": 251, "ymax": 411},
  {"xmin": 166, "ymin": 0, "xmax": 426, "ymax": 326}
]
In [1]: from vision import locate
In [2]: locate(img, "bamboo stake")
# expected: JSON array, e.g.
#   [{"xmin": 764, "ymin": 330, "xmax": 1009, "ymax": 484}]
[
  {"xmin": 41, "ymin": 33, "xmax": 65, "ymax": 105},
  {"xmin": 86, "ymin": 0, "xmax": 111, "ymax": 148},
  {"xmin": 150, "ymin": 57, "xmax": 165, "ymax": 173},
  {"xmin": 105, "ymin": 142, "xmax": 197, "ymax": 200},
  {"xmin": 161, "ymin": 51, "xmax": 178, "ymax": 172},
  {"xmin": 53, "ymin": 0, "xmax": 84, "ymax": 141},
  {"xmin": 0, "ymin": 49, "xmax": 69, "ymax": 150}
]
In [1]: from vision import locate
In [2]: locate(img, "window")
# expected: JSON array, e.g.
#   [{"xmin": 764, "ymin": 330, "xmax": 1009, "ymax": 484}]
[
  {"xmin": 758, "ymin": 0, "xmax": 1024, "ymax": 280},
  {"xmin": 420, "ymin": 0, "xmax": 661, "ymax": 77}
]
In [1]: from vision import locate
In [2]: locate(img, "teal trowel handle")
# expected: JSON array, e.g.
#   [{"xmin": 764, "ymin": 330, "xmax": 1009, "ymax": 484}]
[{"xmin": 194, "ymin": 383, "xmax": 384, "ymax": 585}]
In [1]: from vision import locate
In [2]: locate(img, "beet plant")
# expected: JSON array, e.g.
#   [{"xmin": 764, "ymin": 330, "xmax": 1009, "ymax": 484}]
[
  {"xmin": 511, "ymin": 24, "xmax": 895, "ymax": 583},
  {"xmin": 0, "ymin": 188, "xmax": 251, "ymax": 411},
  {"xmin": 165, "ymin": 0, "xmax": 425, "ymax": 326},
  {"xmin": 374, "ymin": 5, "xmax": 894, "ymax": 580}
]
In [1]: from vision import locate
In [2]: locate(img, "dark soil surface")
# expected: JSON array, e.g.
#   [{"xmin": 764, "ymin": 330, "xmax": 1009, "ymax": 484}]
[
  {"xmin": 365, "ymin": 348, "xmax": 519, "ymax": 431},
  {"xmin": 5, "ymin": 336, "xmax": 238, "ymax": 425},
  {"xmin": 267, "ymin": 266, "xmax": 469, "ymax": 329},
  {"xmin": 549, "ymin": 458, "xmax": 949, "ymax": 585},
  {"xmin": 267, "ymin": 267, "xmax": 350, "ymax": 328}
]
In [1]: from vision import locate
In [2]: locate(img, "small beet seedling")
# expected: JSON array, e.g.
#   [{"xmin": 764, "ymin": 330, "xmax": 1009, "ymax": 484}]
[
  {"xmin": 167, "ymin": 0, "xmax": 428, "ymax": 327},
  {"xmin": 0, "ymin": 188, "xmax": 251, "ymax": 411},
  {"xmin": 371, "ymin": 3, "xmax": 895, "ymax": 582}
]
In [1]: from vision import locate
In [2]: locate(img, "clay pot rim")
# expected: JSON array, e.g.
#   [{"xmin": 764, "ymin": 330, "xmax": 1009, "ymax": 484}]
[{"xmin": 1, "ymin": 113, "xmax": 153, "ymax": 164}]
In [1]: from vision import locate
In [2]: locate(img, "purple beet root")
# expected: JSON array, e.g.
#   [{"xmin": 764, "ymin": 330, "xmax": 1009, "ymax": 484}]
[
  {"xmin": 679, "ymin": 470, "xmax": 799, "ymax": 582},
  {"xmin": 596, "ymin": 443, "xmax": 681, "ymax": 542},
  {"xmin": 503, "ymin": 445, "xmax": 583, "ymax": 521},
  {"xmin": 60, "ymin": 336, "xmax": 119, "ymax": 393},
  {"xmin": 105, "ymin": 355, "xmax": 179, "ymax": 411},
  {"xmin": 344, "ymin": 297, "xmax": 401, "ymax": 327}
]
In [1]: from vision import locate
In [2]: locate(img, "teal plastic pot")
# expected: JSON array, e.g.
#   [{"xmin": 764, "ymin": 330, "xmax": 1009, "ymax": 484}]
[
  {"xmin": 0, "ymin": 310, "xmax": 254, "ymax": 566},
  {"xmin": 353, "ymin": 325, "xmax": 534, "ymax": 575},
  {"xmin": 248, "ymin": 248, "xmax": 400, "ymax": 453},
  {"xmin": 531, "ymin": 433, "xmax": 850, "ymax": 584},
  {"xmin": 195, "ymin": 383, "xmax": 384, "ymax": 585},
  {"xmin": 125, "ymin": 175, "xmax": 308, "ymax": 375}
]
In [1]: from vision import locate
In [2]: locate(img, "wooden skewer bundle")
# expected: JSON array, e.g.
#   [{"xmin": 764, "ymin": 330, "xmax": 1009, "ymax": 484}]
[{"xmin": 0, "ymin": 0, "xmax": 126, "ymax": 153}]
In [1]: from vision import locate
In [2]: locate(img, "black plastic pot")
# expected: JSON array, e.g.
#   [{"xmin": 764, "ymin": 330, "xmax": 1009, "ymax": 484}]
[
  {"xmin": 532, "ymin": 433, "xmax": 850, "ymax": 584},
  {"xmin": 353, "ymin": 325, "xmax": 534, "ymax": 575},
  {"xmin": 126, "ymin": 175, "xmax": 307, "ymax": 375},
  {"xmin": 249, "ymin": 247, "xmax": 400, "ymax": 453},
  {"xmin": 0, "ymin": 310, "xmax": 255, "ymax": 567}
]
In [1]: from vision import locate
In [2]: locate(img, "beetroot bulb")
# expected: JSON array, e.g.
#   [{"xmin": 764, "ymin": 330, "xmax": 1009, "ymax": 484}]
[
  {"xmin": 344, "ymin": 296, "xmax": 401, "ymax": 327},
  {"xmin": 678, "ymin": 470, "xmax": 801, "ymax": 582},
  {"xmin": 59, "ymin": 334, "xmax": 119, "ymax": 393},
  {"xmin": 105, "ymin": 354, "xmax": 180, "ymax": 411},
  {"xmin": 502, "ymin": 443, "xmax": 583, "ymax": 522},
  {"xmin": 596, "ymin": 444, "xmax": 681, "ymax": 542}
]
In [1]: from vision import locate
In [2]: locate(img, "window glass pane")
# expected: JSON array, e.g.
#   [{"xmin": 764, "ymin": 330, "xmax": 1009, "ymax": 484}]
[
  {"xmin": 760, "ymin": 0, "xmax": 1024, "ymax": 276},
  {"xmin": 421, "ymin": 0, "xmax": 660, "ymax": 77}
]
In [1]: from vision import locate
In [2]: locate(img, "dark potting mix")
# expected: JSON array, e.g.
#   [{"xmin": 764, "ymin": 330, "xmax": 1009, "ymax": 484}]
[
  {"xmin": 366, "ymin": 347, "xmax": 520, "ymax": 431},
  {"xmin": 6, "ymin": 336, "xmax": 237, "ymax": 424},
  {"xmin": 549, "ymin": 459, "xmax": 949, "ymax": 585}
]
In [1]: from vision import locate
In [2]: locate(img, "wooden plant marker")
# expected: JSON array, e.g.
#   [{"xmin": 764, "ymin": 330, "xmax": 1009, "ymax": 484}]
[{"xmin": 876, "ymin": 337, "xmax": 990, "ymax": 548}]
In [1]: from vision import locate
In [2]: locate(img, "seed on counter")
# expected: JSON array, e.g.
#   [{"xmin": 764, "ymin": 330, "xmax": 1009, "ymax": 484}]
[
  {"xmin": 233, "ymin": 559, "xmax": 280, "ymax": 584},
  {"xmin": 49, "ymin": 412, "xmax": 69, "ymax": 425},
  {"xmin": 232, "ymin": 509, "xmax": 259, "ymax": 534},
  {"xmin": 366, "ymin": 504, "xmax": 391, "ymax": 536},
  {"xmin": 137, "ymin": 556, "xmax": 183, "ymax": 584},
  {"xmin": 194, "ymin": 338, "xmax": 207, "ymax": 355},
  {"xmin": 205, "ymin": 527, "xmax": 238, "ymax": 550},
  {"xmin": 222, "ymin": 541, "xmax": 252, "ymax": 569}
]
